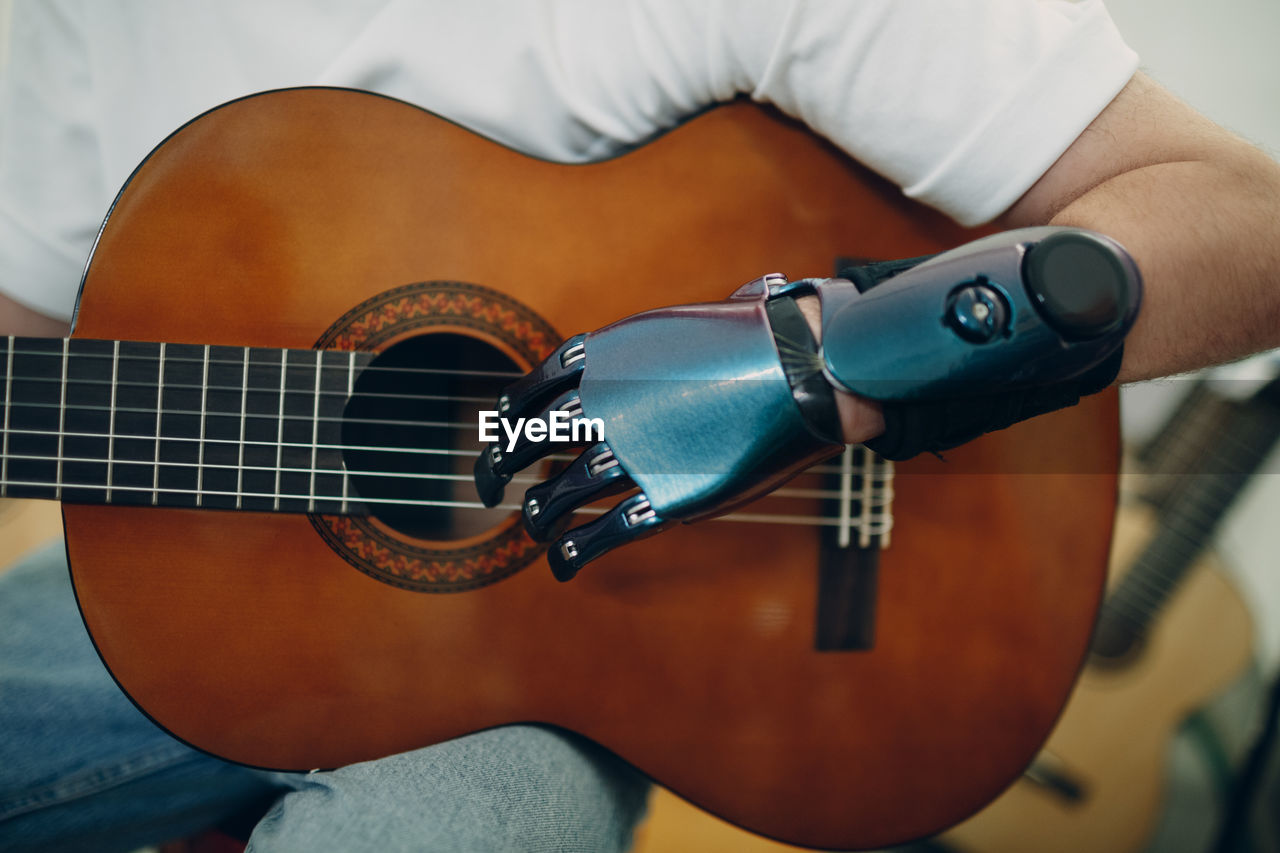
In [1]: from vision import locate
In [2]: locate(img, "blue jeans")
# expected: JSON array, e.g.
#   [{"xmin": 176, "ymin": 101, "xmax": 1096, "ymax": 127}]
[{"xmin": 0, "ymin": 543, "xmax": 648, "ymax": 852}]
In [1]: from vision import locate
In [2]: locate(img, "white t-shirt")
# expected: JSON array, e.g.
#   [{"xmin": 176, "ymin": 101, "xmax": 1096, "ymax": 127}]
[{"xmin": 0, "ymin": 0, "xmax": 1138, "ymax": 320}]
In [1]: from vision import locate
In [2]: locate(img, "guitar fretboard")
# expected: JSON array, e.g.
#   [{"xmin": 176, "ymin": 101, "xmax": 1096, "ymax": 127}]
[
  {"xmin": 1093, "ymin": 378, "xmax": 1280, "ymax": 657},
  {"xmin": 0, "ymin": 336, "xmax": 375, "ymax": 514}
]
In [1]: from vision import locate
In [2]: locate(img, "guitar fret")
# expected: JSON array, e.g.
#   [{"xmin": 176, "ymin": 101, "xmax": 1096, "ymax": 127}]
[
  {"xmin": 106, "ymin": 341, "xmax": 119, "ymax": 501},
  {"xmin": 1097, "ymin": 381, "xmax": 1280, "ymax": 654},
  {"xmin": 188, "ymin": 345, "xmax": 242, "ymax": 511},
  {"xmin": 240, "ymin": 348, "xmax": 284, "ymax": 512},
  {"xmin": 8, "ymin": 339, "xmax": 64, "ymax": 500},
  {"xmin": 274, "ymin": 352, "xmax": 321, "ymax": 514},
  {"xmin": 109, "ymin": 342, "xmax": 161, "ymax": 506},
  {"xmin": 274, "ymin": 350, "xmax": 288, "ymax": 511},
  {"xmin": 197, "ymin": 345, "xmax": 210, "ymax": 507},
  {"xmin": 2, "ymin": 336, "xmax": 12, "ymax": 496},
  {"xmin": 307, "ymin": 349, "xmax": 360, "ymax": 516},
  {"xmin": 309, "ymin": 349, "xmax": 322, "ymax": 513},
  {"xmin": 54, "ymin": 338, "xmax": 113, "ymax": 504},
  {"xmin": 343, "ymin": 350, "xmax": 355, "ymax": 514},
  {"xmin": 56, "ymin": 338, "xmax": 69, "ymax": 499},
  {"xmin": 237, "ymin": 346, "xmax": 249, "ymax": 509},
  {"xmin": 156, "ymin": 343, "xmax": 202, "ymax": 507},
  {"xmin": 152, "ymin": 342, "xmax": 166, "ymax": 505}
]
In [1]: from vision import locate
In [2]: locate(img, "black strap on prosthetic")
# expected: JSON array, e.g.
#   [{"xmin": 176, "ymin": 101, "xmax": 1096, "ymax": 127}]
[
  {"xmin": 835, "ymin": 256, "xmax": 1124, "ymax": 461},
  {"xmin": 839, "ymin": 253, "xmax": 940, "ymax": 294},
  {"xmin": 862, "ymin": 348, "xmax": 1123, "ymax": 460},
  {"xmin": 765, "ymin": 295, "xmax": 843, "ymax": 445}
]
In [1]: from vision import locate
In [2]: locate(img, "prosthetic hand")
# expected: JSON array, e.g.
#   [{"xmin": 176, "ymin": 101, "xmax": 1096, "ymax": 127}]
[{"xmin": 473, "ymin": 227, "xmax": 1141, "ymax": 580}]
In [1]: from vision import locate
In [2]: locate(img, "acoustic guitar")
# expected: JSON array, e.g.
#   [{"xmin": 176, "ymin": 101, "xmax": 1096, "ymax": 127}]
[
  {"xmin": 946, "ymin": 378, "xmax": 1277, "ymax": 853},
  {"xmin": 1, "ymin": 88, "xmax": 1119, "ymax": 850}
]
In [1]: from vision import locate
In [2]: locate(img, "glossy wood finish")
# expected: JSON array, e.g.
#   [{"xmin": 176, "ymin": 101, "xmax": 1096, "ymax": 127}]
[
  {"xmin": 63, "ymin": 89, "xmax": 1118, "ymax": 850},
  {"xmin": 946, "ymin": 509, "xmax": 1254, "ymax": 853}
]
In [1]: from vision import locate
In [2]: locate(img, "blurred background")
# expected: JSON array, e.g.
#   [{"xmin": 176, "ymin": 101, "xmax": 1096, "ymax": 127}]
[
  {"xmin": 1106, "ymin": 0, "xmax": 1280, "ymax": 668},
  {"xmin": 1, "ymin": 1, "xmax": 1277, "ymax": 851}
]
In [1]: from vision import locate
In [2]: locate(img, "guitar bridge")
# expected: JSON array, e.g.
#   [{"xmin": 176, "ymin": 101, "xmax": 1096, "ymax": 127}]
[{"xmin": 815, "ymin": 444, "xmax": 893, "ymax": 651}]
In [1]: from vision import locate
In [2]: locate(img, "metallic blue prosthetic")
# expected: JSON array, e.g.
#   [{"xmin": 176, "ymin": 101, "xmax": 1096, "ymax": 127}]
[
  {"xmin": 473, "ymin": 226, "xmax": 1141, "ymax": 580},
  {"xmin": 809, "ymin": 227, "xmax": 1141, "ymax": 399}
]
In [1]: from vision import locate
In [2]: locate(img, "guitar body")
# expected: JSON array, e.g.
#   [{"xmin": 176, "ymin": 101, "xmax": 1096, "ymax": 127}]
[
  {"xmin": 64, "ymin": 89, "xmax": 1118, "ymax": 850},
  {"xmin": 946, "ymin": 509, "xmax": 1254, "ymax": 853}
]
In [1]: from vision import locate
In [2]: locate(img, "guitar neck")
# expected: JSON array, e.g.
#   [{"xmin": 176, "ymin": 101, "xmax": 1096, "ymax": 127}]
[
  {"xmin": 0, "ymin": 336, "xmax": 375, "ymax": 514},
  {"xmin": 1094, "ymin": 378, "xmax": 1280, "ymax": 657}
]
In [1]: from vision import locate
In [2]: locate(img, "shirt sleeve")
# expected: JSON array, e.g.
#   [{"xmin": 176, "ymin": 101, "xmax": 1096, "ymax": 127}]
[
  {"xmin": 0, "ymin": 0, "xmax": 108, "ymax": 320},
  {"xmin": 746, "ymin": 0, "xmax": 1140, "ymax": 225},
  {"xmin": 594, "ymin": 0, "xmax": 1141, "ymax": 227},
  {"xmin": 319, "ymin": 0, "xmax": 1137, "ymax": 227}
]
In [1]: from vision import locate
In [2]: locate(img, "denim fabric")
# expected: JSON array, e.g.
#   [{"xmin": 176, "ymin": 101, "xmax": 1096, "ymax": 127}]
[
  {"xmin": 248, "ymin": 727, "xmax": 648, "ymax": 853},
  {"xmin": 0, "ymin": 542, "xmax": 648, "ymax": 852}
]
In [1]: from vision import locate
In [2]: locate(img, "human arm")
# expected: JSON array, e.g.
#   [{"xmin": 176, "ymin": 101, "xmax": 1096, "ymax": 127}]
[
  {"xmin": 812, "ymin": 72, "xmax": 1280, "ymax": 443},
  {"xmin": 1001, "ymin": 72, "xmax": 1280, "ymax": 381},
  {"xmin": 0, "ymin": 292, "xmax": 71, "ymax": 339}
]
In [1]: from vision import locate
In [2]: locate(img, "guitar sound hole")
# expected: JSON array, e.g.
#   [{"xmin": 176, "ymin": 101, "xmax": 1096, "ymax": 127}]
[{"xmin": 341, "ymin": 333, "xmax": 518, "ymax": 540}]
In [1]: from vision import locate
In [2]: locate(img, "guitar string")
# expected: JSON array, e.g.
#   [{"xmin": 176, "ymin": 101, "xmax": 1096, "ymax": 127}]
[
  {"xmin": 7, "ymin": 370, "xmax": 835, "ymax": 428},
  {"xmin": 0, "ymin": 442, "xmax": 892, "ymax": 504},
  {"xmin": 1123, "ymin": 424, "xmax": 1277, "ymax": 558},
  {"xmin": 0, "ymin": 474, "xmax": 894, "ymax": 530},
  {"xmin": 2, "ymin": 344, "xmax": 523, "ymax": 380},
  {"xmin": 0, "ymin": 345, "xmax": 900, "ymax": 530},
  {"xmin": 1137, "ymin": 389, "xmax": 1220, "ymax": 480},
  {"xmin": 0, "ymin": 370, "xmax": 841, "ymax": 425},
  {"xmin": 1103, "ymin": 398, "xmax": 1213, "ymax": 629},
  {"xmin": 9, "ymin": 372, "xmax": 498, "ymax": 406},
  {"xmin": 0, "ymin": 404, "xmax": 901, "ymax": 491},
  {"xmin": 4, "ymin": 344, "xmax": 857, "ymax": 400},
  {"xmin": 6, "ymin": 396, "xmax": 516, "ymax": 432},
  {"xmin": 0, "ymin": 436, "xmax": 894, "ymax": 525},
  {"xmin": 0, "ymin": 328, "xmax": 1102, "ymax": 548},
  {"xmin": 0, "ymin": 423, "xmax": 876, "ymax": 477},
  {"xmin": 1108, "ymin": 470, "xmax": 1268, "ymax": 624},
  {"xmin": 1104, "ymin": 401, "xmax": 1277, "ymax": 628},
  {"xmin": 1108, "ymin": 481, "xmax": 1255, "ymax": 625},
  {"xmin": 2, "ymin": 404, "xmax": 895, "ymax": 509}
]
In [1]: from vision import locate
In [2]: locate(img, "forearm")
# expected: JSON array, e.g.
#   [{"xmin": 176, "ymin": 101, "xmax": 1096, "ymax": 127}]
[
  {"xmin": 0, "ymin": 292, "xmax": 70, "ymax": 338},
  {"xmin": 1002, "ymin": 74, "xmax": 1280, "ymax": 382},
  {"xmin": 816, "ymin": 72, "xmax": 1280, "ymax": 442},
  {"xmin": 1050, "ymin": 155, "xmax": 1280, "ymax": 382}
]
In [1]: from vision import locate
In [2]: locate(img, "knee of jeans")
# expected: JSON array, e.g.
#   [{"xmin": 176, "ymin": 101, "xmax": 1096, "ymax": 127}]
[{"xmin": 246, "ymin": 726, "xmax": 650, "ymax": 853}]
